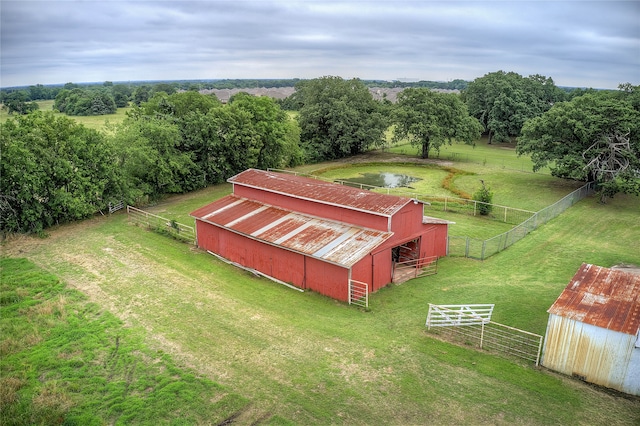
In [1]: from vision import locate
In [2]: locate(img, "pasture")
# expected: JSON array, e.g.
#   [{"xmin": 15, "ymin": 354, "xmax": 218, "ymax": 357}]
[
  {"xmin": 2, "ymin": 146, "xmax": 639, "ymax": 424},
  {"xmin": 0, "ymin": 100, "xmax": 130, "ymax": 130}
]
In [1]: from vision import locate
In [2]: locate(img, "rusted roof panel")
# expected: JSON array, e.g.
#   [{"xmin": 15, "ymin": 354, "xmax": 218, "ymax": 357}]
[
  {"xmin": 548, "ymin": 263, "xmax": 640, "ymax": 335},
  {"xmin": 423, "ymin": 216, "xmax": 452, "ymax": 225},
  {"xmin": 228, "ymin": 169, "xmax": 411, "ymax": 217},
  {"xmin": 191, "ymin": 195, "xmax": 393, "ymax": 268}
]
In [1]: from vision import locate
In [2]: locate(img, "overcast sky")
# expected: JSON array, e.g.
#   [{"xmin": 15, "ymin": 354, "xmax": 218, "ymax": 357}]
[{"xmin": 1, "ymin": 0, "xmax": 638, "ymax": 89}]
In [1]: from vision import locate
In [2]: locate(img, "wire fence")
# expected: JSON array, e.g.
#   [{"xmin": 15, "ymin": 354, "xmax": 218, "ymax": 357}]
[
  {"xmin": 127, "ymin": 206, "xmax": 196, "ymax": 243},
  {"xmin": 446, "ymin": 182, "xmax": 595, "ymax": 260},
  {"xmin": 417, "ymin": 195, "xmax": 536, "ymax": 225},
  {"xmin": 268, "ymin": 169, "xmax": 595, "ymax": 261}
]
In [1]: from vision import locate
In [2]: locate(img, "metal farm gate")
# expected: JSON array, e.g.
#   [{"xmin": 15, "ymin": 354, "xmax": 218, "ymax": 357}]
[
  {"xmin": 426, "ymin": 304, "xmax": 543, "ymax": 365},
  {"xmin": 349, "ymin": 280, "xmax": 368, "ymax": 308}
]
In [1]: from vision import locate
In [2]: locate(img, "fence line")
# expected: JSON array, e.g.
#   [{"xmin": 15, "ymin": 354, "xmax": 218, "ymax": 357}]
[
  {"xmin": 265, "ymin": 169, "xmax": 595, "ymax": 261},
  {"xmin": 127, "ymin": 206, "xmax": 196, "ymax": 243},
  {"xmin": 447, "ymin": 182, "xmax": 595, "ymax": 260},
  {"xmin": 426, "ymin": 304, "xmax": 543, "ymax": 365},
  {"xmin": 393, "ymin": 255, "xmax": 438, "ymax": 283}
]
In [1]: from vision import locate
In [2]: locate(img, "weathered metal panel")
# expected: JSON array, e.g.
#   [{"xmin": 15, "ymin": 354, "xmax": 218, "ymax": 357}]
[
  {"xmin": 229, "ymin": 169, "xmax": 411, "ymax": 217},
  {"xmin": 548, "ymin": 263, "xmax": 640, "ymax": 335},
  {"xmin": 543, "ymin": 314, "xmax": 640, "ymax": 395},
  {"xmin": 192, "ymin": 195, "xmax": 393, "ymax": 268},
  {"xmin": 236, "ymin": 184, "xmax": 391, "ymax": 231}
]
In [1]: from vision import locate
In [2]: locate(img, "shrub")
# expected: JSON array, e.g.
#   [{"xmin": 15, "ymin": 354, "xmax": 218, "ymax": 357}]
[{"xmin": 474, "ymin": 180, "xmax": 494, "ymax": 215}]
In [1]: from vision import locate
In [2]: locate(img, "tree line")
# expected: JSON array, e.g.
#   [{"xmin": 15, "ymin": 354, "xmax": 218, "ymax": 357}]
[
  {"xmin": 1, "ymin": 78, "xmax": 473, "ymax": 116},
  {"xmin": 1, "ymin": 73, "xmax": 638, "ymax": 234}
]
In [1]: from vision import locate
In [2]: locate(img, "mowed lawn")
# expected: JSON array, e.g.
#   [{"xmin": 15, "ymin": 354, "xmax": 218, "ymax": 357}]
[{"xmin": 3, "ymin": 155, "xmax": 640, "ymax": 424}]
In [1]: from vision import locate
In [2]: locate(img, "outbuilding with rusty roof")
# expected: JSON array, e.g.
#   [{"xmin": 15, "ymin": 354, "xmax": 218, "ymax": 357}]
[
  {"xmin": 191, "ymin": 169, "xmax": 449, "ymax": 302},
  {"xmin": 542, "ymin": 263, "xmax": 640, "ymax": 396}
]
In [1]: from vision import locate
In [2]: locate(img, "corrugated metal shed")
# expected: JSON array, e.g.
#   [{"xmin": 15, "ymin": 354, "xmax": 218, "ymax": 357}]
[
  {"xmin": 191, "ymin": 195, "xmax": 393, "ymax": 268},
  {"xmin": 547, "ymin": 263, "xmax": 640, "ymax": 335},
  {"xmin": 228, "ymin": 169, "xmax": 412, "ymax": 217}
]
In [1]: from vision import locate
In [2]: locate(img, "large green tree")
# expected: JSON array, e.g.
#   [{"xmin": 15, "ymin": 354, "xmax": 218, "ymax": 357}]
[
  {"xmin": 54, "ymin": 88, "xmax": 117, "ymax": 116},
  {"xmin": 0, "ymin": 112, "xmax": 125, "ymax": 233},
  {"xmin": 393, "ymin": 88, "xmax": 482, "ymax": 158},
  {"xmin": 517, "ymin": 91, "xmax": 640, "ymax": 201},
  {"xmin": 296, "ymin": 76, "xmax": 389, "ymax": 162},
  {"xmin": 463, "ymin": 71, "xmax": 565, "ymax": 144},
  {"xmin": 229, "ymin": 92, "xmax": 302, "ymax": 170},
  {"xmin": 1, "ymin": 91, "xmax": 39, "ymax": 115}
]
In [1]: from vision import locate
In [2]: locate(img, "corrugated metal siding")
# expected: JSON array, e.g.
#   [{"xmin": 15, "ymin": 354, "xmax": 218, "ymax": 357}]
[
  {"xmin": 192, "ymin": 195, "xmax": 393, "ymax": 268},
  {"xmin": 547, "ymin": 263, "xmax": 640, "ymax": 335},
  {"xmin": 543, "ymin": 315, "xmax": 640, "ymax": 395},
  {"xmin": 543, "ymin": 264, "xmax": 640, "ymax": 396},
  {"xmin": 229, "ymin": 169, "xmax": 411, "ymax": 217}
]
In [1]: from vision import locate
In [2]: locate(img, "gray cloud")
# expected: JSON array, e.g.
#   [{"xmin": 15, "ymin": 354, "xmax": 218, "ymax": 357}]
[{"xmin": 1, "ymin": 0, "xmax": 638, "ymax": 88}]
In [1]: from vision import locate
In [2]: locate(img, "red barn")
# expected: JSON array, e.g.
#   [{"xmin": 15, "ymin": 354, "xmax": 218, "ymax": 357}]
[{"xmin": 191, "ymin": 169, "xmax": 449, "ymax": 302}]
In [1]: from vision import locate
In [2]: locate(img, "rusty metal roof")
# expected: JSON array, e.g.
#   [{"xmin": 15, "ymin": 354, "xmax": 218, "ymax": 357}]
[
  {"xmin": 228, "ymin": 169, "xmax": 412, "ymax": 217},
  {"xmin": 548, "ymin": 263, "xmax": 640, "ymax": 335},
  {"xmin": 191, "ymin": 195, "xmax": 393, "ymax": 268}
]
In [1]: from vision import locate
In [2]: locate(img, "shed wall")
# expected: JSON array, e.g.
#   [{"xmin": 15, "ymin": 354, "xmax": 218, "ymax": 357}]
[{"xmin": 543, "ymin": 314, "xmax": 640, "ymax": 395}]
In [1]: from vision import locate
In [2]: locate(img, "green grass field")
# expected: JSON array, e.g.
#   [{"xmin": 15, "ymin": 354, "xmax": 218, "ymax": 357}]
[
  {"xmin": 2, "ymin": 145, "xmax": 639, "ymax": 424},
  {"xmin": 0, "ymin": 100, "xmax": 131, "ymax": 131}
]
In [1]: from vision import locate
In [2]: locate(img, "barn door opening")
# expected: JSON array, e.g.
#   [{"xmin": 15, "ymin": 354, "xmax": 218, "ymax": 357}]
[
  {"xmin": 392, "ymin": 237, "xmax": 439, "ymax": 283},
  {"xmin": 392, "ymin": 238, "xmax": 420, "ymax": 283}
]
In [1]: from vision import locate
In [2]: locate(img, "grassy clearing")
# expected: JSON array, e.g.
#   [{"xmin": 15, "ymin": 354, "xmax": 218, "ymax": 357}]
[
  {"xmin": 386, "ymin": 136, "xmax": 545, "ymax": 173},
  {"xmin": 3, "ymin": 164, "xmax": 639, "ymax": 425},
  {"xmin": 303, "ymin": 154, "xmax": 582, "ymax": 239},
  {"xmin": 0, "ymin": 100, "xmax": 130, "ymax": 131},
  {"xmin": 0, "ymin": 257, "xmax": 254, "ymax": 425}
]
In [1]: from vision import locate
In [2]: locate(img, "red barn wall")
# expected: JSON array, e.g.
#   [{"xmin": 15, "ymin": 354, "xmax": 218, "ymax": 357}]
[
  {"xmin": 196, "ymin": 222, "xmax": 306, "ymax": 287},
  {"xmin": 351, "ymin": 256, "xmax": 372, "ymax": 288},
  {"xmin": 233, "ymin": 185, "xmax": 389, "ymax": 231},
  {"xmin": 304, "ymin": 257, "xmax": 350, "ymax": 301},
  {"xmin": 197, "ymin": 220, "xmax": 351, "ymax": 300},
  {"xmin": 351, "ymin": 250, "xmax": 394, "ymax": 292},
  {"xmin": 390, "ymin": 204, "xmax": 425, "ymax": 238}
]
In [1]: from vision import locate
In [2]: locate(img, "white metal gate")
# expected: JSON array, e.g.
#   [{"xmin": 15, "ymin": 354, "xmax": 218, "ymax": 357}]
[
  {"xmin": 426, "ymin": 304, "xmax": 543, "ymax": 365},
  {"xmin": 349, "ymin": 280, "xmax": 368, "ymax": 308}
]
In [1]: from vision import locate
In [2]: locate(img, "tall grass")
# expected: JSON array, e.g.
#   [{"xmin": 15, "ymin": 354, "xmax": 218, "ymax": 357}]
[{"xmin": 0, "ymin": 257, "xmax": 253, "ymax": 425}]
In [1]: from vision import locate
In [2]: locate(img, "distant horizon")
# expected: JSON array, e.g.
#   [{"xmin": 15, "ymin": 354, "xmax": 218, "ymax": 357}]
[{"xmin": 0, "ymin": 76, "xmax": 609, "ymax": 91}]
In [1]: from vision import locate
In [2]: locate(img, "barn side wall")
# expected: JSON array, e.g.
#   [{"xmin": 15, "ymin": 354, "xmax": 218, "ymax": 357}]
[
  {"xmin": 304, "ymin": 257, "xmax": 350, "ymax": 301},
  {"xmin": 233, "ymin": 185, "xmax": 390, "ymax": 231},
  {"xmin": 197, "ymin": 220, "xmax": 351, "ymax": 301},
  {"xmin": 196, "ymin": 221, "xmax": 306, "ymax": 288},
  {"xmin": 543, "ymin": 314, "xmax": 639, "ymax": 396}
]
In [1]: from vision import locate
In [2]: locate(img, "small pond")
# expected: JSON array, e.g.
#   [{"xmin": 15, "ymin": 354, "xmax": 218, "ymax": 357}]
[{"xmin": 336, "ymin": 172, "xmax": 422, "ymax": 189}]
